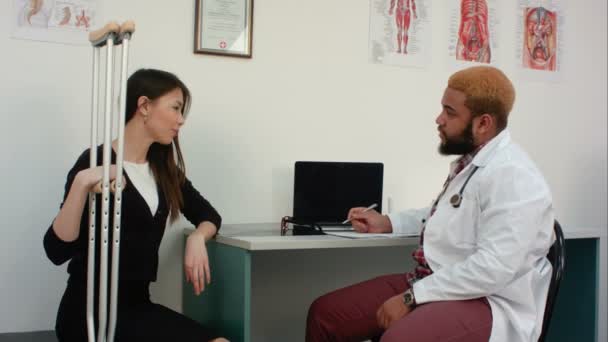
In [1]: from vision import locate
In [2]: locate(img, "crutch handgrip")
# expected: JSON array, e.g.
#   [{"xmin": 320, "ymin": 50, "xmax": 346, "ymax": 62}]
[
  {"xmin": 89, "ymin": 21, "xmax": 120, "ymax": 46},
  {"xmin": 92, "ymin": 180, "xmax": 123, "ymax": 194},
  {"xmin": 119, "ymin": 21, "xmax": 136, "ymax": 35}
]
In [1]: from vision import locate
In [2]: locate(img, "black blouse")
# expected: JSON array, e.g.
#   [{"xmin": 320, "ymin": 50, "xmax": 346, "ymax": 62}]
[{"xmin": 43, "ymin": 146, "xmax": 222, "ymax": 286}]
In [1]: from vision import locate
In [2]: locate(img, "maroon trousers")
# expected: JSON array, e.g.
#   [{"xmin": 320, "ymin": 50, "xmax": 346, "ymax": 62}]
[{"xmin": 306, "ymin": 274, "xmax": 492, "ymax": 342}]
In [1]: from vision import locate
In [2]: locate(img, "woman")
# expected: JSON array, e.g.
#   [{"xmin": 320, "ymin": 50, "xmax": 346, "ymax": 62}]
[{"xmin": 44, "ymin": 69, "xmax": 228, "ymax": 342}]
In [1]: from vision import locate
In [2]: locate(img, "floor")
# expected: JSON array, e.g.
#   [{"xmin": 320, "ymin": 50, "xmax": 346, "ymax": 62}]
[{"xmin": 0, "ymin": 331, "xmax": 56, "ymax": 342}]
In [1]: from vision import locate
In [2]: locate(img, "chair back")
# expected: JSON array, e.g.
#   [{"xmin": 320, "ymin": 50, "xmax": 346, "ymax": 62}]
[{"xmin": 538, "ymin": 220, "xmax": 566, "ymax": 342}]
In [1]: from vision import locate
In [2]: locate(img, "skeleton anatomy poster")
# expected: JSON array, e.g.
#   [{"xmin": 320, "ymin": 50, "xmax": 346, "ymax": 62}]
[
  {"xmin": 447, "ymin": 0, "xmax": 500, "ymax": 67},
  {"xmin": 515, "ymin": 0, "xmax": 564, "ymax": 81},
  {"xmin": 12, "ymin": 0, "xmax": 101, "ymax": 45},
  {"xmin": 369, "ymin": 0, "xmax": 432, "ymax": 68}
]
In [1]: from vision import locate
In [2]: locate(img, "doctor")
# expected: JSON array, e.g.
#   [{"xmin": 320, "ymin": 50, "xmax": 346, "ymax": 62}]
[{"xmin": 306, "ymin": 66, "xmax": 554, "ymax": 342}]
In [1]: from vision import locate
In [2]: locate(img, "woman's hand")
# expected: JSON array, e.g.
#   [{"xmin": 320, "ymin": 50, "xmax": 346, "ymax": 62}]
[
  {"xmin": 52, "ymin": 165, "xmax": 122, "ymax": 242},
  {"xmin": 76, "ymin": 165, "xmax": 119, "ymax": 192},
  {"xmin": 184, "ymin": 229, "xmax": 211, "ymax": 296}
]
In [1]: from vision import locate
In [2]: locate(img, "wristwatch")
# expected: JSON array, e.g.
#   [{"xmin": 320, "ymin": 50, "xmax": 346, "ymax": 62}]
[{"xmin": 403, "ymin": 288, "xmax": 417, "ymax": 308}]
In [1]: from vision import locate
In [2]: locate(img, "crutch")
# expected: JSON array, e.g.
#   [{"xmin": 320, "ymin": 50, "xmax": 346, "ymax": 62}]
[{"xmin": 86, "ymin": 20, "xmax": 135, "ymax": 342}]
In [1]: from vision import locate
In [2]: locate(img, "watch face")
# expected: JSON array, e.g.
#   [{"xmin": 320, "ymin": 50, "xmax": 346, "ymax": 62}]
[
  {"xmin": 403, "ymin": 289, "xmax": 416, "ymax": 306},
  {"xmin": 404, "ymin": 293, "xmax": 413, "ymax": 304}
]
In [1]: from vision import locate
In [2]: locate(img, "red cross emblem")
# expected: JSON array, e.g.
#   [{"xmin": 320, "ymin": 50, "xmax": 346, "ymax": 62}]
[{"xmin": 219, "ymin": 41, "xmax": 227, "ymax": 49}]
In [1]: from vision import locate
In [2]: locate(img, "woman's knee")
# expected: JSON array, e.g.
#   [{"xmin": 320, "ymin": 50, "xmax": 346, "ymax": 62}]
[{"xmin": 209, "ymin": 338, "xmax": 229, "ymax": 342}]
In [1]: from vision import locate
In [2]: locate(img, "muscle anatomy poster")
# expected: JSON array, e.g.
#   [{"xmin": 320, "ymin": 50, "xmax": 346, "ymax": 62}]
[
  {"xmin": 447, "ymin": 0, "xmax": 500, "ymax": 67},
  {"xmin": 515, "ymin": 0, "xmax": 564, "ymax": 81},
  {"xmin": 369, "ymin": 0, "xmax": 432, "ymax": 68},
  {"xmin": 12, "ymin": 0, "xmax": 101, "ymax": 45}
]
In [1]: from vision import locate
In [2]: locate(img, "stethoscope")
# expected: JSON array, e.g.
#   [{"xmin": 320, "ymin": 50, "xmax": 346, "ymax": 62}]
[{"xmin": 449, "ymin": 166, "xmax": 479, "ymax": 208}]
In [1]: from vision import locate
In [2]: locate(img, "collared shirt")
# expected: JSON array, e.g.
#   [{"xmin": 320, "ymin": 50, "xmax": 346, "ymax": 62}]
[{"xmin": 406, "ymin": 143, "xmax": 486, "ymax": 286}]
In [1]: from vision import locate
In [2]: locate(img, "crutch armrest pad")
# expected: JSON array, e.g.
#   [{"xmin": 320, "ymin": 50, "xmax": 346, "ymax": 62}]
[
  {"xmin": 88, "ymin": 22, "xmax": 120, "ymax": 44},
  {"xmin": 120, "ymin": 21, "xmax": 136, "ymax": 35}
]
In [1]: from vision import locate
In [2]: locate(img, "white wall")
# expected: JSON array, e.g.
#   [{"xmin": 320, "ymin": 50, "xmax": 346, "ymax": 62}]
[{"xmin": 1, "ymin": 0, "xmax": 605, "ymax": 339}]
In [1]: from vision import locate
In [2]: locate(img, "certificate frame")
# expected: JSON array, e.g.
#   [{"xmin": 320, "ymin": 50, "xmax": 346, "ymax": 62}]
[{"xmin": 194, "ymin": 0, "xmax": 254, "ymax": 58}]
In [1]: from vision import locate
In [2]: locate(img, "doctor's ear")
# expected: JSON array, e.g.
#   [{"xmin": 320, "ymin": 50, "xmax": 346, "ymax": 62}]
[{"xmin": 474, "ymin": 113, "xmax": 495, "ymax": 134}]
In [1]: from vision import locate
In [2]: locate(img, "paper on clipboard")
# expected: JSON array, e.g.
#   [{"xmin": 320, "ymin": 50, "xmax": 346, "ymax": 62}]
[{"xmin": 324, "ymin": 231, "xmax": 419, "ymax": 239}]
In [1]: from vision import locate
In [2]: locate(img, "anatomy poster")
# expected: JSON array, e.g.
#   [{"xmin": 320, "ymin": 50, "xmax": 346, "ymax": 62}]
[
  {"xmin": 12, "ymin": 0, "xmax": 101, "ymax": 45},
  {"xmin": 369, "ymin": 0, "xmax": 432, "ymax": 68},
  {"xmin": 515, "ymin": 0, "xmax": 564, "ymax": 81},
  {"xmin": 447, "ymin": 0, "xmax": 500, "ymax": 67}
]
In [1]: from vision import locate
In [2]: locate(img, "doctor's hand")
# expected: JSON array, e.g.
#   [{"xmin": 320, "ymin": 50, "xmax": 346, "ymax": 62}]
[
  {"xmin": 347, "ymin": 208, "xmax": 392, "ymax": 233},
  {"xmin": 376, "ymin": 293, "xmax": 412, "ymax": 329},
  {"xmin": 184, "ymin": 230, "xmax": 211, "ymax": 296}
]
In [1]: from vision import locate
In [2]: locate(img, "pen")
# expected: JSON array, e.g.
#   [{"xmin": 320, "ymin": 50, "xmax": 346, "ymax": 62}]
[{"xmin": 342, "ymin": 203, "xmax": 378, "ymax": 224}]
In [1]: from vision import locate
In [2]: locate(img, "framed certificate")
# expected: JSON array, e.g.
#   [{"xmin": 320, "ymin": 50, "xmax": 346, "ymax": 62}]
[{"xmin": 194, "ymin": 0, "xmax": 254, "ymax": 58}]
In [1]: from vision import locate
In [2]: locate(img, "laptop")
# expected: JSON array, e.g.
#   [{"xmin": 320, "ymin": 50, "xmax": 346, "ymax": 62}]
[{"xmin": 292, "ymin": 161, "xmax": 383, "ymax": 231}]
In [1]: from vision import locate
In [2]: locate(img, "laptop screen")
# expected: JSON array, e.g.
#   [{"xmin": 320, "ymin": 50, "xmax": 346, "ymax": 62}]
[{"xmin": 293, "ymin": 161, "xmax": 383, "ymax": 224}]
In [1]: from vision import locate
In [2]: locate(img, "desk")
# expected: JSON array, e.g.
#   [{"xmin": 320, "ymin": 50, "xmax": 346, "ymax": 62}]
[{"xmin": 183, "ymin": 223, "xmax": 603, "ymax": 342}]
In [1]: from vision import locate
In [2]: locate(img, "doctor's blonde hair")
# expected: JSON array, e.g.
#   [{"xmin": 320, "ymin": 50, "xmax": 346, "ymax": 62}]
[{"xmin": 448, "ymin": 66, "xmax": 515, "ymax": 132}]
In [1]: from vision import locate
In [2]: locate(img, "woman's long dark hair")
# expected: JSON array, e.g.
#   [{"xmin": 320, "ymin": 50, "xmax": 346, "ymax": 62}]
[{"xmin": 125, "ymin": 69, "xmax": 192, "ymax": 222}]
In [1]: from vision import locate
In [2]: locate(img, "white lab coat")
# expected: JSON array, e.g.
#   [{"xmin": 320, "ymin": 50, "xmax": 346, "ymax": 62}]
[{"xmin": 389, "ymin": 130, "xmax": 554, "ymax": 342}]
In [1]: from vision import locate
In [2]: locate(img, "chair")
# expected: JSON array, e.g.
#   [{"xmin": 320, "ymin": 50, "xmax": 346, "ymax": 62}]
[{"xmin": 538, "ymin": 220, "xmax": 566, "ymax": 342}]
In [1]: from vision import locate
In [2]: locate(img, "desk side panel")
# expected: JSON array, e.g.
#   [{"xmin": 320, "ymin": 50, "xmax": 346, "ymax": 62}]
[
  {"xmin": 546, "ymin": 238, "xmax": 598, "ymax": 342},
  {"xmin": 183, "ymin": 241, "xmax": 251, "ymax": 342}
]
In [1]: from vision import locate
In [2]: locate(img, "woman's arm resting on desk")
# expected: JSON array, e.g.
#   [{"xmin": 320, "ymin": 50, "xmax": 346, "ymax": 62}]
[{"xmin": 184, "ymin": 221, "xmax": 217, "ymax": 296}]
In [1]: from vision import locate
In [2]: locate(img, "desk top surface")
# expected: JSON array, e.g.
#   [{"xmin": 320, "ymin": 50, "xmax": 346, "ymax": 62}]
[{"xmin": 184, "ymin": 223, "xmax": 605, "ymax": 251}]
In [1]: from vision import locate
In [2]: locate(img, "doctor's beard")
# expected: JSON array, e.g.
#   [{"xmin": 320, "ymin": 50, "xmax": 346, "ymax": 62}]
[{"xmin": 438, "ymin": 120, "xmax": 476, "ymax": 155}]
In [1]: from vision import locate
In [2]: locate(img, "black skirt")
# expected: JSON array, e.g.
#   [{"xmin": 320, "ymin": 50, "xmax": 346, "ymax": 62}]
[{"xmin": 55, "ymin": 277, "xmax": 218, "ymax": 342}]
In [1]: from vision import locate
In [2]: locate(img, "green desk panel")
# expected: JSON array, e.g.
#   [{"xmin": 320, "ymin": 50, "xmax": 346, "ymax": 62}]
[
  {"xmin": 183, "ymin": 241, "xmax": 251, "ymax": 342},
  {"xmin": 546, "ymin": 238, "xmax": 598, "ymax": 342}
]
